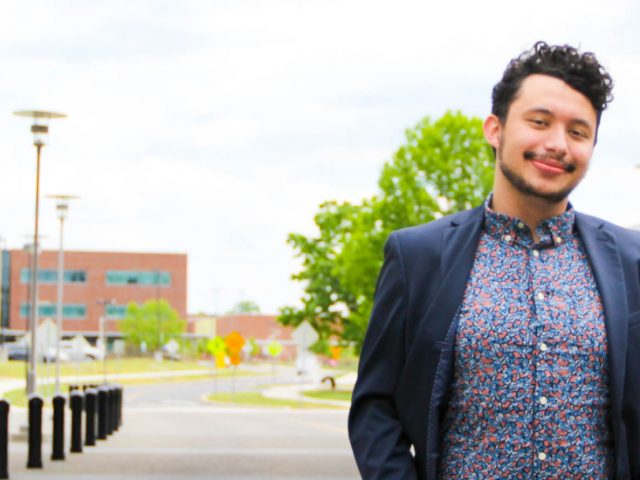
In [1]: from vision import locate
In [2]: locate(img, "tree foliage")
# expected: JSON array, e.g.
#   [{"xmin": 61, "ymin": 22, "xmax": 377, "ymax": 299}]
[
  {"xmin": 279, "ymin": 111, "xmax": 494, "ymax": 352},
  {"xmin": 118, "ymin": 299, "xmax": 186, "ymax": 351},
  {"xmin": 228, "ymin": 300, "xmax": 261, "ymax": 314}
]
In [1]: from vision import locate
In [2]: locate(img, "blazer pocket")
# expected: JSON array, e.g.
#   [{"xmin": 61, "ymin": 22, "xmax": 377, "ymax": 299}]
[{"xmin": 629, "ymin": 310, "xmax": 640, "ymax": 329}]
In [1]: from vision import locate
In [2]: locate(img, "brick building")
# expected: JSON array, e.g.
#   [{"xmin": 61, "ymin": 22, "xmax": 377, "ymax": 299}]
[{"xmin": 0, "ymin": 249, "xmax": 187, "ymax": 341}]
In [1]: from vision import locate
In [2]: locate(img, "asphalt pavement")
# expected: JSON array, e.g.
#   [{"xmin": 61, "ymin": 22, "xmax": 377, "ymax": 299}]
[{"xmin": 1, "ymin": 365, "xmax": 360, "ymax": 479}]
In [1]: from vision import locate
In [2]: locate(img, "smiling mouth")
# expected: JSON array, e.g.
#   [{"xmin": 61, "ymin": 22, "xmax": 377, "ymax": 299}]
[
  {"xmin": 523, "ymin": 151, "xmax": 576, "ymax": 173},
  {"xmin": 532, "ymin": 159, "xmax": 566, "ymax": 174}
]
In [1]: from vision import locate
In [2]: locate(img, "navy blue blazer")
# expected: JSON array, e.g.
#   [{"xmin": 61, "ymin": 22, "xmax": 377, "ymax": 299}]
[{"xmin": 349, "ymin": 206, "xmax": 640, "ymax": 479}]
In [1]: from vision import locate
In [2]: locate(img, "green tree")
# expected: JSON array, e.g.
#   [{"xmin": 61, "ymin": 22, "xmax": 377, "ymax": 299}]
[
  {"xmin": 280, "ymin": 111, "xmax": 494, "ymax": 352},
  {"xmin": 228, "ymin": 300, "xmax": 261, "ymax": 314},
  {"xmin": 118, "ymin": 299, "xmax": 187, "ymax": 351}
]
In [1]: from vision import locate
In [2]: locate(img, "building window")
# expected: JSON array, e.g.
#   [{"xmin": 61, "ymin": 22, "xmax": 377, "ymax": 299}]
[
  {"xmin": 105, "ymin": 304, "xmax": 128, "ymax": 319},
  {"xmin": 20, "ymin": 303, "xmax": 87, "ymax": 319},
  {"xmin": 20, "ymin": 269, "xmax": 87, "ymax": 284},
  {"xmin": 105, "ymin": 271, "xmax": 171, "ymax": 287}
]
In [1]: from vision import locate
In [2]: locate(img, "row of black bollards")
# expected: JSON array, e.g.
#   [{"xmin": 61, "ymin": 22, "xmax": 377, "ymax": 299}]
[
  {"xmin": 71, "ymin": 385, "xmax": 123, "ymax": 448},
  {"xmin": 0, "ymin": 384, "xmax": 125, "ymax": 478}
]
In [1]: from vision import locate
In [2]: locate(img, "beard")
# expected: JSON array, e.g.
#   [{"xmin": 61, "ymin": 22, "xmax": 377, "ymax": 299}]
[{"xmin": 497, "ymin": 141, "xmax": 578, "ymax": 204}]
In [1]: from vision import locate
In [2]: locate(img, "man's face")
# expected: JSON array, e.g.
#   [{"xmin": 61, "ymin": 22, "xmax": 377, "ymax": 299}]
[{"xmin": 484, "ymin": 74, "xmax": 597, "ymax": 204}]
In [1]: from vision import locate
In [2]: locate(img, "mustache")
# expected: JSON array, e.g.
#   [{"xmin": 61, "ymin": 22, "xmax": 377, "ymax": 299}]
[{"xmin": 523, "ymin": 151, "xmax": 576, "ymax": 173}]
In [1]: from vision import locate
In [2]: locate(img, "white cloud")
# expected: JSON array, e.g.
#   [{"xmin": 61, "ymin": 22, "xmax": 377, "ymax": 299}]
[{"xmin": 1, "ymin": 0, "xmax": 639, "ymax": 313}]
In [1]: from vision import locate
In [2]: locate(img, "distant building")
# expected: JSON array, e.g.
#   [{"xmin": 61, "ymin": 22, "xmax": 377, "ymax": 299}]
[{"xmin": 1, "ymin": 249, "xmax": 187, "ymax": 341}]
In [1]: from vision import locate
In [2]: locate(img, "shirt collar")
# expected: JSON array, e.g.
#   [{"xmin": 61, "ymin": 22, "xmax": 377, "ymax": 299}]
[{"xmin": 483, "ymin": 195, "xmax": 576, "ymax": 248}]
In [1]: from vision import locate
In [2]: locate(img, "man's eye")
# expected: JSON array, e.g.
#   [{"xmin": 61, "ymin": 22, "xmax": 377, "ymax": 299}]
[
  {"xmin": 570, "ymin": 129, "xmax": 587, "ymax": 138},
  {"xmin": 529, "ymin": 118, "xmax": 547, "ymax": 126}
]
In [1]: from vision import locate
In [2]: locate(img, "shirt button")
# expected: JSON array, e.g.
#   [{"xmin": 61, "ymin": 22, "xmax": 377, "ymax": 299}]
[
  {"xmin": 539, "ymin": 342, "xmax": 548, "ymax": 352},
  {"xmin": 555, "ymin": 236, "xmax": 563, "ymax": 244},
  {"xmin": 536, "ymin": 292, "xmax": 545, "ymax": 301},
  {"xmin": 538, "ymin": 452, "xmax": 547, "ymax": 461},
  {"xmin": 503, "ymin": 234, "xmax": 512, "ymax": 242},
  {"xmin": 517, "ymin": 222, "xmax": 525, "ymax": 229},
  {"xmin": 532, "ymin": 250, "xmax": 540, "ymax": 258},
  {"xmin": 539, "ymin": 396, "xmax": 548, "ymax": 405}
]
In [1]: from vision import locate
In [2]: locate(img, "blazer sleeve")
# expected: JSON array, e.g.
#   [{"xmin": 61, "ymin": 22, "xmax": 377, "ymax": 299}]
[{"xmin": 348, "ymin": 232, "xmax": 418, "ymax": 479}]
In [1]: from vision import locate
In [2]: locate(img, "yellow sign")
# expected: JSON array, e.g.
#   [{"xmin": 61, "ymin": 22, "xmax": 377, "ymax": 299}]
[
  {"xmin": 214, "ymin": 351, "xmax": 226, "ymax": 369},
  {"xmin": 267, "ymin": 341, "xmax": 283, "ymax": 358}
]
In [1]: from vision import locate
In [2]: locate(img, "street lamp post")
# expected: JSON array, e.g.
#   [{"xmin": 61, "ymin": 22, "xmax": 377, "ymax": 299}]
[
  {"xmin": 47, "ymin": 195, "xmax": 79, "ymax": 394},
  {"xmin": 154, "ymin": 269, "xmax": 162, "ymax": 351},
  {"xmin": 14, "ymin": 110, "xmax": 67, "ymax": 395},
  {"xmin": 97, "ymin": 299, "xmax": 116, "ymax": 384}
]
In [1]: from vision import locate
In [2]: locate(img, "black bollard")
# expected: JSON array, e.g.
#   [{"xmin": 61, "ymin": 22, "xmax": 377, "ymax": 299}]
[
  {"xmin": 110, "ymin": 385, "xmax": 119, "ymax": 433},
  {"xmin": 116, "ymin": 386, "xmax": 123, "ymax": 429},
  {"xmin": 116, "ymin": 385, "xmax": 122, "ymax": 429},
  {"xmin": 107, "ymin": 386, "xmax": 115, "ymax": 435},
  {"xmin": 27, "ymin": 394, "xmax": 43, "ymax": 468},
  {"xmin": 70, "ymin": 390, "xmax": 83, "ymax": 453},
  {"xmin": 51, "ymin": 394, "xmax": 66, "ymax": 460},
  {"xmin": 112, "ymin": 386, "xmax": 119, "ymax": 433},
  {"xmin": 0, "ymin": 399, "xmax": 9, "ymax": 479},
  {"xmin": 84, "ymin": 388, "xmax": 97, "ymax": 446},
  {"xmin": 97, "ymin": 387, "xmax": 108, "ymax": 440}
]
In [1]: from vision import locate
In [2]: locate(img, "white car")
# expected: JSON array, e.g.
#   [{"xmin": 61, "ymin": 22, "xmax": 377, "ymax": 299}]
[{"xmin": 59, "ymin": 340, "xmax": 104, "ymax": 361}]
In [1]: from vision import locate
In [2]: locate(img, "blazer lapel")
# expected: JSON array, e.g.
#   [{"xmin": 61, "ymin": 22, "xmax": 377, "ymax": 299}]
[
  {"xmin": 576, "ymin": 213, "xmax": 628, "ymax": 422},
  {"xmin": 420, "ymin": 206, "xmax": 484, "ymax": 344}
]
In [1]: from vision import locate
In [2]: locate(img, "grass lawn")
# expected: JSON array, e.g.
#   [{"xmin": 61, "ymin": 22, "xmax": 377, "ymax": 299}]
[
  {"xmin": 3, "ymin": 369, "xmax": 259, "ymax": 408},
  {"xmin": 204, "ymin": 391, "xmax": 342, "ymax": 409},
  {"xmin": 303, "ymin": 389, "xmax": 352, "ymax": 402},
  {"xmin": 0, "ymin": 357, "xmax": 211, "ymax": 379}
]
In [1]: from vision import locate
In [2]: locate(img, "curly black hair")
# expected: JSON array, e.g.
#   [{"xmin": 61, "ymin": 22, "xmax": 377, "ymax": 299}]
[{"xmin": 492, "ymin": 41, "xmax": 614, "ymax": 127}]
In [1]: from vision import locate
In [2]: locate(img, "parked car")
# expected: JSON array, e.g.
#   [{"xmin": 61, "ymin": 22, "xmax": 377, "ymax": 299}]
[
  {"xmin": 59, "ymin": 340, "xmax": 104, "ymax": 361},
  {"xmin": 5, "ymin": 342, "xmax": 28, "ymax": 361},
  {"xmin": 42, "ymin": 347, "xmax": 70, "ymax": 363},
  {"xmin": 4, "ymin": 342, "xmax": 68, "ymax": 362}
]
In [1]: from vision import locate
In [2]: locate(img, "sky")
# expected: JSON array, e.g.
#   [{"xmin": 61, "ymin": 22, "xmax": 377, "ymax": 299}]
[{"xmin": 1, "ymin": 0, "xmax": 639, "ymax": 315}]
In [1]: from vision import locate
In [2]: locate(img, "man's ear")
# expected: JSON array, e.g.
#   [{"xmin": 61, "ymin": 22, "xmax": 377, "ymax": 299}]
[{"xmin": 483, "ymin": 114, "xmax": 502, "ymax": 150}]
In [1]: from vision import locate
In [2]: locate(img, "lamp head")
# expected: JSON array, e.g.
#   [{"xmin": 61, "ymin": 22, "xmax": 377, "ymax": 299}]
[{"xmin": 14, "ymin": 110, "xmax": 67, "ymax": 147}]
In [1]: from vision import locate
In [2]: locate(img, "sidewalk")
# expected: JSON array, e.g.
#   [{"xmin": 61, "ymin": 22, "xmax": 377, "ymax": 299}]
[
  {"xmin": 5, "ymin": 405, "xmax": 358, "ymax": 479},
  {"xmin": 261, "ymin": 371, "xmax": 355, "ymax": 407}
]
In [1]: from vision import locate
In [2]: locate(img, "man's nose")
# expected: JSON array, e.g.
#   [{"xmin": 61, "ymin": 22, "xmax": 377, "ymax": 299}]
[{"xmin": 543, "ymin": 126, "xmax": 568, "ymax": 158}]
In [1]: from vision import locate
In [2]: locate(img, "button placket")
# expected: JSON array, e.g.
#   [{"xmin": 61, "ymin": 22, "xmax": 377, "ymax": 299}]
[{"xmin": 531, "ymin": 244, "xmax": 553, "ymax": 473}]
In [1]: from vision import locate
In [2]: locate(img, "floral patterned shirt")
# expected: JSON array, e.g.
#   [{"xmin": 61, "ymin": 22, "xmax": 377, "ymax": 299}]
[{"xmin": 439, "ymin": 202, "xmax": 614, "ymax": 479}]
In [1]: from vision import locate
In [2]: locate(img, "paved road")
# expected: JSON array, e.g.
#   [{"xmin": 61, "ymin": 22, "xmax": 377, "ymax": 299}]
[
  {"xmin": 124, "ymin": 369, "xmax": 303, "ymax": 407},
  {"xmin": 5, "ymin": 372, "xmax": 360, "ymax": 479}
]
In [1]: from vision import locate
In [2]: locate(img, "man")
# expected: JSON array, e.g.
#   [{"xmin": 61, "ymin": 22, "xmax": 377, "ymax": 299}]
[{"xmin": 348, "ymin": 41, "xmax": 640, "ymax": 479}]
